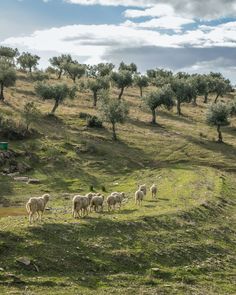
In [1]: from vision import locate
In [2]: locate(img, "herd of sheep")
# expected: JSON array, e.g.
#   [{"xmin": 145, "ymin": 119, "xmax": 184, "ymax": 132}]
[{"xmin": 26, "ymin": 184, "xmax": 157, "ymax": 224}]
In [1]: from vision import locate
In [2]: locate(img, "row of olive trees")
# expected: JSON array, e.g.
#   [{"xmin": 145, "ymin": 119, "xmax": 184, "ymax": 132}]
[
  {"xmin": 1, "ymin": 45, "xmax": 232, "ymax": 109},
  {"xmin": 0, "ymin": 46, "xmax": 235, "ymax": 142}
]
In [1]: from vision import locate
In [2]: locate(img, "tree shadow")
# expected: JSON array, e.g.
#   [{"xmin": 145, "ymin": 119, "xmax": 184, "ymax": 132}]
[{"xmin": 158, "ymin": 110, "xmax": 195, "ymax": 125}]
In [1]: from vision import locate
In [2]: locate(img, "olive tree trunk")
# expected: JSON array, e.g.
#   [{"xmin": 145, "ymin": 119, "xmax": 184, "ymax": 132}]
[
  {"xmin": 151, "ymin": 109, "xmax": 156, "ymax": 124},
  {"xmin": 0, "ymin": 83, "xmax": 4, "ymax": 101},
  {"xmin": 214, "ymin": 93, "xmax": 220, "ymax": 103},
  {"xmin": 112, "ymin": 122, "xmax": 117, "ymax": 140},
  {"xmin": 177, "ymin": 100, "xmax": 181, "ymax": 115},
  {"xmin": 140, "ymin": 86, "xmax": 143, "ymax": 97},
  {"xmin": 118, "ymin": 87, "xmax": 124, "ymax": 100},
  {"xmin": 192, "ymin": 96, "xmax": 197, "ymax": 106},
  {"xmin": 203, "ymin": 93, "xmax": 208, "ymax": 103},
  {"xmin": 51, "ymin": 99, "xmax": 59, "ymax": 114},
  {"xmin": 58, "ymin": 69, "xmax": 62, "ymax": 80},
  {"xmin": 217, "ymin": 125, "xmax": 223, "ymax": 143},
  {"xmin": 93, "ymin": 91, "xmax": 98, "ymax": 107}
]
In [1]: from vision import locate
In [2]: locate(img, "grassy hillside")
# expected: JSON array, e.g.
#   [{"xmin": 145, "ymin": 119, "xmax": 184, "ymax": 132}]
[{"xmin": 0, "ymin": 73, "xmax": 236, "ymax": 294}]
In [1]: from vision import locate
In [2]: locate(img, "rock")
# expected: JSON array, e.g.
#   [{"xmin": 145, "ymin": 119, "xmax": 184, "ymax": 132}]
[
  {"xmin": 27, "ymin": 178, "xmax": 41, "ymax": 184},
  {"xmin": 16, "ymin": 257, "xmax": 31, "ymax": 266},
  {"xmin": 7, "ymin": 172, "xmax": 20, "ymax": 177},
  {"xmin": 150, "ymin": 268, "xmax": 160, "ymax": 277},
  {"xmin": 14, "ymin": 176, "xmax": 29, "ymax": 182},
  {"xmin": 17, "ymin": 163, "xmax": 31, "ymax": 173}
]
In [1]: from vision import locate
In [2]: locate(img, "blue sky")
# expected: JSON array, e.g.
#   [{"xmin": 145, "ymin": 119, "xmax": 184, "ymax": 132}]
[{"xmin": 1, "ymin": 0, "xmax": 236, "ymax": 83}]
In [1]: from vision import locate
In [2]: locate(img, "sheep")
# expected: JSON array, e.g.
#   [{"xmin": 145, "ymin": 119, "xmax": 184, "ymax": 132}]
[
  {"xmin": 111, "ymin": 192, "xmax": 125, "ymax": 209},
  {"xmin": 135, "ymin": 190, "xmax": 144, "ymax": 206},
  {"xmin": 90, "ymin": 195, "xmax": 104, "ymax": 212},
  {"xmin": 139, "ymin": 184, "xmax": 147, "ymax": 196},
  {"xmin": 107, "ymin": 194, "xmax": 117, "ymax": 211},
  {"xmin": 72, "ymin": 195, "xmax": 90, "ymax": 218},
  {"xmin": 85, "ymin": 192, "xmax": 97, "ymax": 205},
  {"xmin": 26, "ymin": 194, "xmax": 50, "ymax": 224},
  {"xmin": 150, "ymin": 184, "xmax": 157, "ymax": 199}
]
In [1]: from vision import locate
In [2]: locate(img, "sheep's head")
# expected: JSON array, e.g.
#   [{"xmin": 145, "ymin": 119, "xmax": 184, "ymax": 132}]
[{"xmin": 43, "ymin": 194, "xmax": 50, "ymax": 203}]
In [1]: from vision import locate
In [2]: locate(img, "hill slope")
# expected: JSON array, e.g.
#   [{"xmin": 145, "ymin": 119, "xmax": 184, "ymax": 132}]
[{"xmin": 0, "ymin": 73, "xmax": 236, "ymax": 294}]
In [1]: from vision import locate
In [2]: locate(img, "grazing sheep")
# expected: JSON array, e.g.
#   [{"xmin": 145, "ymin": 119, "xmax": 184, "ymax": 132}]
[
  {"xmin": 107, "ymin": 195, "xmax": 117, "ymax": 211},
  {"xmin": 85, "ymin": 192, "xmax": 97, "ymax": 205},
  {"xmin": 111, "ymin": 192, "xmax": 125, "ymax": 209},
  {"xmin": 90, "ymin": 195, "xmax": 104, "ymax": 212},
  {"xmin": 26, "ymin": 194, "xmax": 50, "ymax": 224},
  {"xmin": 135, "ymin": 190, "xmax": 144, "ymax": 206},
  {"xmin": 139, "ymin": 184, "xmax": 147, "ymax": 196},
  {"xmin": 72, "ymin": 195, "xmax": 90, "ymax": 218},
  {"xmin": 150, "ymin": 184, "xmax": 157, "ymax": 199}
]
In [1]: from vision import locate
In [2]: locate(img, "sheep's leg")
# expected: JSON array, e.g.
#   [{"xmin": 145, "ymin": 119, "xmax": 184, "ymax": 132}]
[
  {"xmin": 29, "ymin": 213, "xmax": 33, "ymax": 224},
  {"xmin": 35, "ymin": 212, "xmax": 39, "ymax": 221}
]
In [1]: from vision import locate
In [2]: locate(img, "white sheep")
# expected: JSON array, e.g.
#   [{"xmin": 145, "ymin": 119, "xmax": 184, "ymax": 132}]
[
  {"xmin": 107, "ymin": 195, "xmax": 117, "ymax": 211},
  {"xmin": 135, "ymin": 190, "xmax": 144, "ymax": 206},
  {"xmin": 85, "ymin": 192, "xmax": 97, "ymax": 204},
  {"xmin": 150, "ymin": 184, "xmax": 157, "ymax": 199},
  {"xmin": 111, "ymin": 192, "xmax": 125, "ymax": 209},
  {"xmin": 26, "ymin": 194, "xmax": 50, "ymax": 224},
  {"xmin": 90, "ymin": 195, "xmax": 104, "ymax": 212},
  {"xmin": 72, "ymin": 195, "xmax": 90, "ymax": 218},
  {"xmin": 139, "ymin": 184, "xmax": 147, "ymax": 196}
]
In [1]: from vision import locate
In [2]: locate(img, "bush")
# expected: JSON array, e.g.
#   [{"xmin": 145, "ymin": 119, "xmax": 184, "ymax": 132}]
[
  {"xmin": 78, "ymin": 112, "xmax": 103, "ymax": 128},
  {"xmin": 30, "ymin": 70, "xmax": 49, "ymax": 81},
  {"xmin": 86, "ymin": 115, "xmax": 103, "ymax": 128},
  {"xmin": 0, "ymin": 117, "xmax": 35, "ymax": 139},
  {"xmin": 79, "ymin": 112, "xmax": 90, "ymax": 119}
]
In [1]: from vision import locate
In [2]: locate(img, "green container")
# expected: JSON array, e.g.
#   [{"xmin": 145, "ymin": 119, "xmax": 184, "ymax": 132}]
[{"xmin": 0, "ymin": 142, "xmax": 8, "ymax": 151}]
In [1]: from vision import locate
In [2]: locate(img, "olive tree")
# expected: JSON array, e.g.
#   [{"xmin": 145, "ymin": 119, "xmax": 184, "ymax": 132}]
[
  {"xmin": 206, "ymin": 102, "xmax": 230, "ymax": 143},
  {"xmin": 0, "ymin": 46, "xmax": 19, "ymax": 65},
  {"xmin": 35, "ymin": 82, "xmax": 77, "ymax": 114},
  {"xmin": 147, "ymin": 68, "xmax": 173, "ymax": 86},
  {"xmin": 143, "ymin": 84, "xmax": 174, "ymax": 124},
  {"xmin": 134, "ymin": 74, "xmax": 149, "ymax": 97},
  {"xmin": 64, "ymin": 62, "xmax": 86, "ymax": 83},
  {"xmin": 87, "ymin": 63, "xmax": 115, "ymax": 78},
  {"xmin": 49, "ymin": 54, "xmax": 73, "ymax": 79},
  {"xmin": 0, "ymin": 59, "xmax": 17, "ymax": 101},
  {"xmin": 229, "ymin": 99, "xmax": 236, "ymax": 117},
  {"xmin": 98, "ymin": 92, "xmax": 129, "ymax": 140},
  {"xmin": 17, "ymin": 52, "xmax": 40, "ymax": 73},
  {"xmin": 171, "ymin": 78, "xmax": 195, "ymax": 115},
  {"xmin": 87, "ymin": 76, "xmax": 110, "ymax": 106},
  {"xmin": 111, "ymin": 70, "xmax": 133, "ymax": 100},
  {"xmin": 212, "ymin": 77, "xmax": 231, "ymax": 103},
  {"xmin": 119, "ymin": 62, "xmax": 137, "ymax": 74},
  {"xmin": 22, "ymin": 102, "xmax": 39, "ymax": 130}
]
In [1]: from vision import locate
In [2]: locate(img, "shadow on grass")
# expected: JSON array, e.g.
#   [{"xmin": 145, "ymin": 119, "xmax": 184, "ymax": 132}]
[
  {"xmin": 158, "ymin": 110, "xmax": 195, "ymax": 125},
  {"xmin": 0, "ymin": 183, "xmax": 235, "ymax": 290}
]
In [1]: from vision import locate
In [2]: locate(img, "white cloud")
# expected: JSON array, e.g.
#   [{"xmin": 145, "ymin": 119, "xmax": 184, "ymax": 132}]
[
  {"xmin": 124, "ymin": 4, "xmax": 174, "ymax": 18},
  {"xmin": 2, "ymin": 22, "xmax": 236, "ymax": 63},
  {"xmin": 66, "ymin": 0, "xmax": 236, "ymax": 20},
  {"xmin": 65, "ymin": 0, "xmax": 151, "ymax": 7},
  {"xmin": 123, "ymin": 16, "xmax": 194, "ymax": 31},
  {"xmin": 2, "ymin": 20, "xmax": 236, "ymax": 83}
]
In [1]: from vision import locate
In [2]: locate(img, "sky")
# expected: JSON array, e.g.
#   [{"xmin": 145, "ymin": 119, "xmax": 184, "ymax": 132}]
[{"xmin": 0, "ymin": 0, "xmax": 236, "ymax": 83}]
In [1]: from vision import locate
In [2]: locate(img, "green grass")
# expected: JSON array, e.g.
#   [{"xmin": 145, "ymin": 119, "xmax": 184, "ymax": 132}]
[{"xmin": 0, "ymin": 73, "xmax": 236, "ymax": 294}]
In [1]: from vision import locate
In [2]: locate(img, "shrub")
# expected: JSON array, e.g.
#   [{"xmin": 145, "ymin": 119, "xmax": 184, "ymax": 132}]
[
  {"xmin": 79, "ymin": 112, "xmax": 90, "ymax": 119},
  {"xmin": 86, "ymin": 115, "xmax": 103, "ymax": 128}
]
